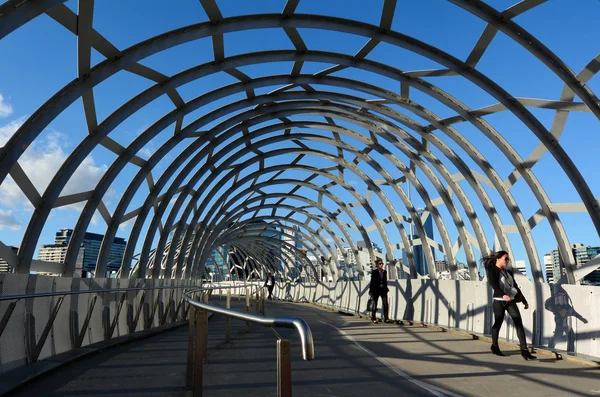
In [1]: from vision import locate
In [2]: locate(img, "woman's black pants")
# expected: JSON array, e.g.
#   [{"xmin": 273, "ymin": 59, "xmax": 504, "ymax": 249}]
[{"xmin": 492, "ymin": 300, "xmax": 527, "ymax": 350}]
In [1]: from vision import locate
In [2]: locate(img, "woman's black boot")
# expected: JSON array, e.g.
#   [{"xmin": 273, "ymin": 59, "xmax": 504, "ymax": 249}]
[
  {"xmin": 521, "ymin": 349, "xmax": 537, "ymax": 360},
  {"xmin": 490, "ymin": 344, "xmax": 505, "ymax": 356}
]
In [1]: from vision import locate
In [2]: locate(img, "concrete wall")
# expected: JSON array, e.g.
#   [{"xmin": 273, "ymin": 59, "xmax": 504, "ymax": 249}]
[
  {"xmin": 273, "ymin": 278, "xmax": 600, "ymax": 359},
  {"xmin": 0, "ymin": 274, "xmax": 200, "ymax": 377},
  {"xmin": 1, "ymin": 275, "xmax": 597, "ymax": 377}
]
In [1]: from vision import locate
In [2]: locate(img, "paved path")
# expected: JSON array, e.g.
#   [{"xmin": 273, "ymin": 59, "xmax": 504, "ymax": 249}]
[{"xmin": 10, "ymin": 298, "xmax": 600, "ymax": 397}]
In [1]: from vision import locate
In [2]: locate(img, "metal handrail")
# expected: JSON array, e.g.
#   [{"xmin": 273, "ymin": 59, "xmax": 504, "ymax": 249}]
[
  {"xmin": 184, "ymin": 293, "xmax": 315, "ymax": 360},
  {"xmin": 0, "ymin": 284, "xmax": 197, "ymax": 302},
  {"xmin": 0, "ymin": 280, "xmax": 263, "ymax": 302}
]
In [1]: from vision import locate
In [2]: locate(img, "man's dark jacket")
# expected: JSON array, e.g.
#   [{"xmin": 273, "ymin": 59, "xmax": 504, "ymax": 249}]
[{"xmin": 369, "ymin": 268, "xmax": 389, "ymax": 295}]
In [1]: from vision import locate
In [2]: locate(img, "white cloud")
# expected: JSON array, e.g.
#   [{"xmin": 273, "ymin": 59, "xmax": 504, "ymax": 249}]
[
  {"xmin": 138, "ymin": 139, "xmax": 157, "ymax": 159},
  {"xmin": 139, "ymin": 146, "xmax": 155, "ymax": 159},
  {"xmin": 0, "ymin": 115, "xmax": 26, "ymax": 147},
  {"xmin": 0, "ymin": 121, "xmax": 108, "ymax": 212},
  {"xmin": 0, "ymin": 94, "xmax": 13, "ymax": 118},
  {"xmin": 119, "ymin": 217, "xmax": 136, "ymax": 231},
  {"xmin": 0, "ymin": 209, "xmax": 21, "ymax": 230}
]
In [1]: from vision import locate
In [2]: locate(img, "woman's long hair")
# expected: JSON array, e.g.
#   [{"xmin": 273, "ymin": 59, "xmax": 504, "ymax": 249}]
[{"xmin": 480, "ymin": 251, "xmax": 509, "ymax": 272}]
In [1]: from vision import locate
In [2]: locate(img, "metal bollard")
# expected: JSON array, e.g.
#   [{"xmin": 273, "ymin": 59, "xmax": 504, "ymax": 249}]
[
  {"xmin": 186, "ymin": 305, "xmax": 195, "ymax": 389},
  {"xmin": 193, "ymin": 309, "xmax": 208, "ymax": 397},
  {"xmin": 226, "ymin": 290, "xmax": 231, "ymax": 343},
  {"xmin": 277, "ymin": 339, "xmax": 292, "ymax": 397}
]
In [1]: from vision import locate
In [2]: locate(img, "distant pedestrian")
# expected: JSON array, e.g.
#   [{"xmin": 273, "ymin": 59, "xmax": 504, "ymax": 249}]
[
  {"xmin": 481, "ymin": 251, "xmax": 536, "ymax": 360},
  {"xmin": 264, "ymin": 272, "xmax": 275, "ymax": 300},
  {"xmin": 369, "ymin": 260, "xmax": 392, "ymax": 323}
]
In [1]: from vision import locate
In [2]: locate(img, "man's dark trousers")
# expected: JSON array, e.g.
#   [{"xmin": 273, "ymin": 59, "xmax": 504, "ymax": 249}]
[{"xmin": 371, "ymin": 292, "xmax": 389, "ymax": 321}]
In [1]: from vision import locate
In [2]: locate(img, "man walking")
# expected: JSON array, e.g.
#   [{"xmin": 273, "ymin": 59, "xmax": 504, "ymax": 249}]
[
  {"xmin": 264, "ymin": 272, "xmax": 275, "ymax": 300},
  {"xmin": 370, "ymin": 260, "xmax": 391, "ymax": 323}
]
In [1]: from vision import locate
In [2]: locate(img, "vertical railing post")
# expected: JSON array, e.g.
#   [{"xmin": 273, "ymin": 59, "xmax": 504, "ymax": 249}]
[
  {"xmin": 186, "ymin": 305, "xmax": 195, "ymax": 389},
  {"xmin": 277, "ymin": 339, "xmax": 292, "ymax": 397},
  {"xmin": 532, "ymin": 309, "xmax": 541, "ymax": 348},
  {"xmin": 0, "ymin": 301, "xmax": 17, "ymax": 339},
  {"xmin": 225, "ymin": 290, "xmax": 231, "ymax": 343},
  {"xmin": 201, "ymin": 309, "xmax": 208, "ymax": 359},
  {"xmin": 130, "ymin": 291, "xmax": 146, "ymax": 333},
  {"xmin": 26, "ymin": 296, "xmax": 65, "ymax": 363},
  {"xmin": 193, "ymin": 309, "xmax": 208, "ymax": 397},
  {"xmin": 255, "ymin": 289, "xmax": 260, "ymax": 313},
  {"xmin": 245, "ymin": 289, "xmax": 251, "ymax": 332}
]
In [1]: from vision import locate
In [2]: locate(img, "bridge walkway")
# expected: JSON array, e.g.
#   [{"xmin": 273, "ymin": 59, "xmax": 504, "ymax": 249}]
[{"xmin": 9, "ymin": 299, "xmax": 600, "ymax": 397}]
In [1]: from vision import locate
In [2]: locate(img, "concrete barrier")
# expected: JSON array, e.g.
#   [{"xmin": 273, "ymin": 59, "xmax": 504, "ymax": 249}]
[
  {"xmin": 278, "ymin": 278, "xmax": 599, "ymax": 360},
  {"xmin": 0, "ymin": 274, "xmax": 200, "ymax": 377}
]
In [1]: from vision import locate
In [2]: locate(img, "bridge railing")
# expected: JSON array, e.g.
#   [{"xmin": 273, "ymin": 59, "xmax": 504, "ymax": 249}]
[
  {"xmin": 184, "ymin": 286, "xmax": 314, "ymax": 397},
  {"xmin": 0, "ymin": 277, "xmax": 206, "ymax": 378},
  {"xmin": 0, "ymin": 276, "xmax": 237, "ymax": 379},
  {"xmin": 268, "ymin": 278, "xmax": 600, "ymax": 360},
  {"xmin": 0, "ymin": 284, "xmax": 194, "ymax": 364},
  {"xmin": 0, "ymin": 276, "xmax": 314, "ymax": 396}
]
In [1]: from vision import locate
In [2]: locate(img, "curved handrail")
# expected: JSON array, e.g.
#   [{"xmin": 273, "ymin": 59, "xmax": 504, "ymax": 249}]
[
  {"xmin": 0, "ymin": 280, "xmax": 315, "ymax": 360},
  {"xmin": 184, "ymin": 290, "xmax": 315, "ymax": 361},
  {"xmin": 0, "ymin": 284, "xmax": 196, "ymax": 302}
]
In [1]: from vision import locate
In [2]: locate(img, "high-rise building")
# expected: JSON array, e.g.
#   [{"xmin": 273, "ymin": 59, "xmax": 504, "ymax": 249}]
[
  {"xmin": 282, "ymin": 225, "xmax": 302, "ymax": 277},
  {"xmin": 550, "ymin": 248, "xmax": 563, "ymax": 281},
  {"xmin": 357, "ymin": 241, "xmax": 385, "ymax": 264},
  {"xmin": 543, "ymin": 254, "xmax": 554, "ymax": 283},
  {"xmin": 548, "ymin": 244, "xmax": 600, "ymax": 285},
  {"xmin": 396, "ymin": 258, "xmax": 409, "ymax": 279},
  {"xmin": 337, "ymin": 245, "xmax": 371, "ymax": 279},
  {"xmin": 205, "ymin": 246, "xmax": 229, "ymax": 281},
  {"xmin": 514, "ymin": 260, "xmax": 527, "ymax": 278},
  {"xmin": 0, "ymin": 245, "xmax": 18, "ymax": 273},
  {"xmin": 435, "ymin": 260, "xmax": 449, "ymax": 273},
  {"xmin": 402, "ymin": 209, "xmax": 434, "ymax": 276},
  {"xmin": 38, "ymin": 243, "xmax": 69, "ymax": 263},
  {"xmin": 38, "ymin": 229, "xmax": 126, "ymax": 277}
]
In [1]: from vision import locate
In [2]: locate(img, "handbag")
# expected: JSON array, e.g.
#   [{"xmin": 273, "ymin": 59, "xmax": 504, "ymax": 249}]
[
  {"xmin": 514, "ymin": 289, "xmax": 525, "ymax": 303},
  {"xmin": 366, "ymin": 296, "xmax": 374, "ymax": 312}
]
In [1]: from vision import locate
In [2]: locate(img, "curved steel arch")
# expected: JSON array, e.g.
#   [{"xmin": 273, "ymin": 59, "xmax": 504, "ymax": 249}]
[
  {"xmin": 150, "ymin": 98, "xmax": 496, "ymax": 276},
  {"xmin": 213, "ymin": 220, "xmax": 334, "ymax": 278},
  {"xmin": 171, "ymin": 144, "xmax": 410, "ymax": 279},
  {"xmin": 207, "ymin": 205, "xmax": 347, "ymax": 274},
  {"xmin": 22, "ymin": 59, "xmax": 556, "ymax": 278},
  {"xmin": 3, "ymin": 13, "xmax": 596, "ymax": 235},
  {"xmin": 211, "ymin": 179, "xmax": 375, "ymax": 273},
  {"xmin": 207, "ymin": 189, "xmax": 363, "ymax": 271},
  {"xmin": 0, "ymin": 2, "xmax": 597, "ymax": 287},
  {"xmin": 199, "ymin": 218, "xmax": 330, "ymax": 281}
]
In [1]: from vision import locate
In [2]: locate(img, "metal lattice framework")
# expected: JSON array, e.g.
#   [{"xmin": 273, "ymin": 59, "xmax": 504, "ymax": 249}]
[{"xmin": 0, "ymin": 0, "xmax": 599, "ymax": 285}]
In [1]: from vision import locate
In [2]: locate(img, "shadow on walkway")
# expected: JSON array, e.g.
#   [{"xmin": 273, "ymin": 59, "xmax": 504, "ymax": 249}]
[{"xmin": 9, "ymin": 298, "xmax": 600, "ymax": 397}]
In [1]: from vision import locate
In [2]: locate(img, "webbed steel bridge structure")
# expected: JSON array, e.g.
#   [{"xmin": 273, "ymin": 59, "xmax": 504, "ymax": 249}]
[{"xmin": 0, "ymin": 0, "xmax": 599, "ymax": 384}]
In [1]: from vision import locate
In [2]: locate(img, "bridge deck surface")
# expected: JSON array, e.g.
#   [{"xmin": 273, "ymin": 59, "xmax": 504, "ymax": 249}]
[{"xmin": 10, "ymin": 298, "xmax": 600, "ymax": 397}]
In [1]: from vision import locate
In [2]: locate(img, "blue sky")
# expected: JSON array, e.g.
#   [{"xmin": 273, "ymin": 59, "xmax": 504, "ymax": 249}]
[{"xmin": 0, "ymin": 0, "xmax": 599, "ymax": 278}]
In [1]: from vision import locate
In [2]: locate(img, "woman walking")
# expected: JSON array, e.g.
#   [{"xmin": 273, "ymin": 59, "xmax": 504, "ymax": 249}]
[{"xmin": 481, "ymin": 251, "xmax": 537, "ymax": 360}]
